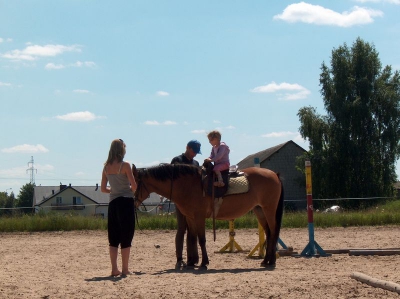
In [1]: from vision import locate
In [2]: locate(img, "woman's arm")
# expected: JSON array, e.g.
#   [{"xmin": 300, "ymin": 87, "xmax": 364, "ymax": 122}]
[{"xmin": 101, "ymin": 168, "xmax": 110, "ymax": 193}]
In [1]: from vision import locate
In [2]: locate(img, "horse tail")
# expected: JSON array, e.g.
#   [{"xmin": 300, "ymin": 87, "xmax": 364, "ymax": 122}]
[{"xmin": 275, "ymin": 176, "xmax": 284, "ymax": 231}]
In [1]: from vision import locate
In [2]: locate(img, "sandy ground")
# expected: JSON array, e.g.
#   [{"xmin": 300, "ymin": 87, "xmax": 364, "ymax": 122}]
[{"xmin": 0, "ymin": 226, "xmax": 399, "ymax": 299}]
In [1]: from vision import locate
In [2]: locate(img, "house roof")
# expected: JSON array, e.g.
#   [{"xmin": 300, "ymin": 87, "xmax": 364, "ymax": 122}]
[
  {"xmin": 236, "ymin": 140, "xmax": 307, "ymax": 169},
  {"xmin": 34, "ymin": 185, "xmax": 108, "ymax": 206},
  {"xmin": 393, "ymin": 181, "xmax": 400, "ymax": 190},
  {"xmin": 34, "ymin": 185, "xmax": 163, "ymax": 206}
]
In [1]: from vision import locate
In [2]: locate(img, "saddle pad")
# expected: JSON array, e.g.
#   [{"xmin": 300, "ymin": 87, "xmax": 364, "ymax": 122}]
[{"xmin": 225, "ymin": 176, "xmax": 249, "ymax": 196}]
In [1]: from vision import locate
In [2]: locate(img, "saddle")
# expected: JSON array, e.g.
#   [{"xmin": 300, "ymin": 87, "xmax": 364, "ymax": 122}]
[
  {"xmin": 202, "ymin": 162, "xmax": 249, "ymax": 198},
  {"xmin": 202, "ymin": 163, "xmax": 249, "ymax": 219}
]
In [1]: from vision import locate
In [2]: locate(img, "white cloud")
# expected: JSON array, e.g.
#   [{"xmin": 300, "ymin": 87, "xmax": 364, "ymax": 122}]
[
  {"xmin": 0, "ymin": 37, "xmax": 11, "ymax": 43},
  {"xmin": 273, "ymin": 2, "xmax": 383, "ymax": 27},
  {"xmin": 251, "ymin": 81, "xmax": 311, "ymax": 100},
  {"xmin": 2, "ymin": 144, "xmax": 49, "ymax": 153},
  {"xmin": 73, "ymin": 61, "xmax": 96, "ymax": 68},
  {"xmin": 284, "ymin": 89, "xmax": 311, "ymax": 100},
  {"xmin": 55, "ymin": 111, "xmax": 103, "ymax": 122},
  {"xmin": 0, "ymin": 81, "xmax": 12, "ymax": 87},
  {"xmin": 191, "ymin": 129, "xmax": 207, "ymax": 134},
  {"xmin": 144, "ymin": 120, "xmax": 160, "ymax": 125},
  {"xmin": 144, "ymin": 120, "xmax": 177, "ymax": 125},
  {"xmin": 2, "ymin": 44, "xmax": 81, "ymax": 61},
  {"xmin": 37, "ymin": 164, "xmax": 55, "ymax": 171},
  {"xmin": 45, "ymin": 61, "xmax": 96, "ymax": 70},
  {"xmin": 163, "ymin": 121, "xmax": 177, "ymax": 125},
  {"xmin": 156, "ymin": 91, "xmax": 170, "ymax": 96},
  {"xmin": 226, "ymin": 125, "xmax": 236, "ymax": 129},
  {"xmin": 73, "ymin": 89, "xmax": 90, "ymax": 94},
  {"xmin": 45, "ymin": 63, "xmax": 65, "ymax": 70},
  {"xmin": 261, "ymin": 131, "xmax": 297, "ymax": 138},
  {"xmin": 0, "ymin": 166, "xmax": 30, "ymax": 179}
]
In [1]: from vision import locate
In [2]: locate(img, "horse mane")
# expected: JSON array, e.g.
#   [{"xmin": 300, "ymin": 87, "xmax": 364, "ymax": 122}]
[{"xmin": 140, "ymin": 163, "xmax": 200, "ymax": 181}]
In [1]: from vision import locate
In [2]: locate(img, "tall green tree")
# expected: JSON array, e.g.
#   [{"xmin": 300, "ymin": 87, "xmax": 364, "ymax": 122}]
[
  {"xmin": 16, "ymin": 183, "xmax": 35, "ymax": 214},
  {"xmin": 298, "ymin": 38, "xmax": 400, "ymax": 208}
]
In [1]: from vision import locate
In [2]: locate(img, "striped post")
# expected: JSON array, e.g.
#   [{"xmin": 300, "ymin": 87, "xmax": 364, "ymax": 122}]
[{"xmin": 300, "ymin": 160, "xmax": 330, "ymax": 257}]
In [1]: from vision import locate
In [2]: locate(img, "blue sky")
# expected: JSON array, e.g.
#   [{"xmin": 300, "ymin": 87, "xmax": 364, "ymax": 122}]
[{"xmin": 1, "ymin": 0, "xmax": 400, "ymax": 197}]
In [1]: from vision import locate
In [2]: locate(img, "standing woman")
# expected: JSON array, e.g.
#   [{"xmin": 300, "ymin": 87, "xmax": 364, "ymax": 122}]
[{"xmin": 101, "ymin": 138, "xmax": 137, "ymax": 276}]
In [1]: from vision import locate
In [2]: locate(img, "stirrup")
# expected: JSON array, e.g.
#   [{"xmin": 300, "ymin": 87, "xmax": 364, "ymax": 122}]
[{"xmin": 214, "ymin": 181, "xmax": 225, "ymax": 187}]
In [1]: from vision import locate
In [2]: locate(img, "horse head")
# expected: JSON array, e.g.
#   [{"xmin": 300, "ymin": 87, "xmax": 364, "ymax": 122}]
[{"xmin": 132, "ymin": 164, "xmax": 150, "ymax": 205}]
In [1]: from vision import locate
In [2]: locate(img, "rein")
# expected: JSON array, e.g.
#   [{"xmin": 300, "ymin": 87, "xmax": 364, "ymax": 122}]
[
  {"xmin": 133, "ymin": 169, "xmax": 149, "ymax": 231},
  {"xmin": 168, "ymin": 165, "xmax": 174, "ymax": 204}
]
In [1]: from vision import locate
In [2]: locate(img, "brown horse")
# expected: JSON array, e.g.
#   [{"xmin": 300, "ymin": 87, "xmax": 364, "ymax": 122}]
[{"xmin": 132, "ymin": 163, "xmax": 284, "ymax": 269}]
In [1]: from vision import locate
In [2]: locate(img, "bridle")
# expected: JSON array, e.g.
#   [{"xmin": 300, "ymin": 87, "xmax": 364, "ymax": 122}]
[
  {"xmin": 134, "ymin": 169, "xmax": 150, "ymax": 206},
  {"xmin": 134, "ymin": 165, "xmax": 175, "ymax": 207}
]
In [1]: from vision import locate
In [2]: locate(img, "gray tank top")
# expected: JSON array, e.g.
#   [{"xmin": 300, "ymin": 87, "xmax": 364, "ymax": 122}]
[{"xmin": 104, "ymin": 162, "xmax": 134, "ymax": 202}]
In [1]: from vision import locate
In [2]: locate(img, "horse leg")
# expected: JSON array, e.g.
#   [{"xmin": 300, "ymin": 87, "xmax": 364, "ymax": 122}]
[
  {"xmin": 252, "ymin": 205, "xmax": 269, "ymax": 242},
  {"xmin": 253, "ymin": 206, "xmax": 277, "ymax": 267},
  {"xmin": 262, "ymin": 208, "xmax": 279, "ymax": 267},
  {"xmin": 186, "ymin": 230, "xmax": 199, "ymax": 267},
  {"xmin": 198, "ymin": 229, "xmax": 209, "ymax": 269}
]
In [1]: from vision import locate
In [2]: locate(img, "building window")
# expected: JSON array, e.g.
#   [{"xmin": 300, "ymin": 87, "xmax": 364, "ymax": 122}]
[
  {"xmin": 73, "ymin": 197, "xmax": 82, "ymax": 205},
  {"xmin": 56, "ymin": 197, "xmax": 62, "ymax": 204}
]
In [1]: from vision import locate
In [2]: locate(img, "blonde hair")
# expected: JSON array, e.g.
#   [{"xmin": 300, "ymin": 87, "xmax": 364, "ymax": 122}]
[
  {"xmin": 104, "ymin": 139, "xmax": 126, "ymax": 165},
  {"xmin": 207, "ymin": 130, "xmax": 221, "ymax": 140}
]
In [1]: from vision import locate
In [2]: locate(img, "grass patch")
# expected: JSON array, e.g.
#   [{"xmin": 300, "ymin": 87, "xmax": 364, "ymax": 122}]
[
  {"xmin": 1, "ymin": 199, "xmax": 399, "ymax": 232},
  {"xmin": 0, "ymin": 211, "xmax": 107, "ymax": 232}
]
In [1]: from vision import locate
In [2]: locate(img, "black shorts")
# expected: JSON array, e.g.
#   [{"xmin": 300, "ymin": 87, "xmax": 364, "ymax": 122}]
[{"xmin": 108, "ymin": 197, "xmax": 135, "ymax": 249}]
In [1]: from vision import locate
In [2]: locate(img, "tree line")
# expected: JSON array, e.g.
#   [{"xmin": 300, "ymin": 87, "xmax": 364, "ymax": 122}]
[{"xmin": 0, "ymin": 183, "xmax": 34, "ymax": 215}]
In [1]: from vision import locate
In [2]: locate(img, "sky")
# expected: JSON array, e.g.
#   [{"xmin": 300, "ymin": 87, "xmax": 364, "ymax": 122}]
[{"xmin": 1, "ymin": 0, "xmax": 400, "ymax": 197}]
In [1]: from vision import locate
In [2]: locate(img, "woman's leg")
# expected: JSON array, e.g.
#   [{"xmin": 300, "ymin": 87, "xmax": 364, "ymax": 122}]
[
  {"xmin": 119, "ymin": 197, "xmax": 135, "ymax": 275},
  {"xmin": 109, "ymin": 246, "xmax": 121, "ymax": 276},
  {"xmin": 121, "ymin": 247, "xmax": 131, "ymax": 274},
  {"xmin": 108, "ymin": 200, "xmax": 121, "ymax": 276}
]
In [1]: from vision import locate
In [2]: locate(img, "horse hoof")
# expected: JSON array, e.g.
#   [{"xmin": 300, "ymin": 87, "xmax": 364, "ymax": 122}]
[
  {"xmin": 175, "ymin": 261, "xmax": 187, "ymax": 271},
  {"xmin": 260, "ymin": 262, "xmax": 276, "ymax": 268},
  {"xmin": 199, "ymin": 265, "xmax": 208, "ymax": 271},
  {"xmin": 185, "ymin": 264, "xmax": 196, "ymax": 270}
]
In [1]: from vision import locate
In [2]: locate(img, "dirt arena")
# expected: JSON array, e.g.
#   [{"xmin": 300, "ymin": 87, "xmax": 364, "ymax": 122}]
[{"xmin": 1, "ymin": 226, "xmax": 399, "ymax": 298}]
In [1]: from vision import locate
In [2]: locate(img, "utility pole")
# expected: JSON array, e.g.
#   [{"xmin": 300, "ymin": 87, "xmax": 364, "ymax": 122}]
[
  {"xmin": 26, "ymin": 156, "xmax": 37, "ymax": 184},
  {"xmin": 27, "ymin": 156, "xmax": 38, "ymax": 213}
]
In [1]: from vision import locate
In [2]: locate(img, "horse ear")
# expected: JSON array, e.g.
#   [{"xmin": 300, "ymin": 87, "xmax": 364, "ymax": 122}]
[{"xmin": 132, "ymin": 164, "xmax": 138, "ymax": 177}]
